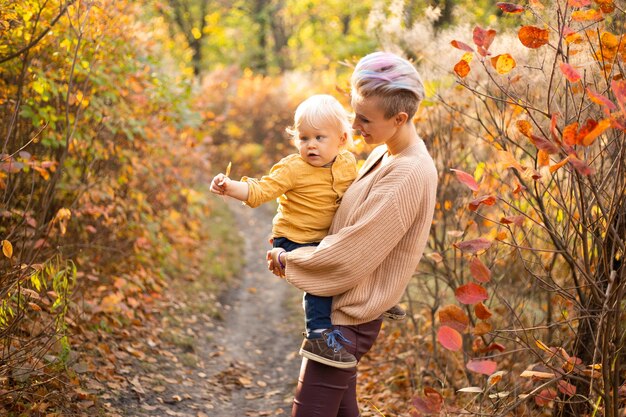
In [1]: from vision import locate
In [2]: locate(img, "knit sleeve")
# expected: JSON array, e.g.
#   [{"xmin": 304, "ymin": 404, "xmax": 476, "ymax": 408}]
[
  {"xmin": 241, "ymin": 158, "xmax": 295, "ymax": 208},
  {"xmin": 284, "ymin": 164, "xmax": 429, "ymax": 296}
]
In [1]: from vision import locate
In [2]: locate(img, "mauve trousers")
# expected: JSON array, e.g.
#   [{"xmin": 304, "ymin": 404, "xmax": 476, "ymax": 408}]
[{"xmin": 291, "ymin": 318, "xmax": 383, "ymax": 417}]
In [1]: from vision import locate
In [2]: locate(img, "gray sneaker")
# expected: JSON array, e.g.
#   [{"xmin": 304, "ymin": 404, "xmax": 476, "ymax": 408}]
[{"xmin": 300, "ymin": 329, "xmax": 357, "ymax": 368}]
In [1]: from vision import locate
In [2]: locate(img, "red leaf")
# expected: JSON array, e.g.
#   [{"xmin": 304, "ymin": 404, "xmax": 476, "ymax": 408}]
[
  {"xmin": 437, "ymin": 326, "xmax": 463, "ymax": 351},
  {"xmin": 454, "ymin": 238, "xmax": 492, "ymax": 253},
  {"xmin": 576, "ymin": 119, "xmax": 598, "ymax": 143},
  {"xmin": 470, "ymin": 257, "xmax": 492, "ymax": 282},
  {"xmin": 455, "ymin": 283, "xmax": 489, "ymax": 304},
  {"xmin": 586, "ymin": 88, "xmax": 616, "ymax": 110},
  {"xmin": 468, "ymin": 195, "xmax": 497, "ymax": 211},
  {"xmin": 611, "ymin": 80, "xmax": 626, "ymax": 115},
  {"xmin": 412, "ymin": 388, "xmax": 443, "ymax": 414},
  {"xmin": 466, "ymin": 359, "xmax": 497, "ymax": 375},
  {"xmin": 474, "ymin": 302, "xmax": 493, "ymax": 319},
  {"xmin": 439, "ymin": 304, "xmax": 470, "ymax": 332},
  {"xmin": 480, "ymin": 342, "xmax": 506, "ymax": 353},
  {"xmin": 550, "ymin": 113, "xmax": 560, "ymax": 144},
  {"xmin": 530, "ymin": 135, "xmax": 560, "ymax": 154},
  {"xmin": 568, "ymin": 155, "xmax": 595, "ymax": 175},
  {"xmin": 450, "ymin": 168, "xmax": 479, "ymax": 191},
  {"xmin": 473, "ymin": 26, "xmax": 497, "ymax": 53},
  {"xmin": 557, "ymin": 380, "xmax": 577, "ymax": 396},
  {"xmin": 496, "ymin": 2, "xmax": 524, "ymax": 13},
  {"xmin": 559, "ymin": 62, "xmax": 581, "ymax": 82},
  {"xmin": 500, "ymin": 215, "xmax": 525, "ymax": 226},
  {"xmin": 518, "ymin": 26, "xmax": 550, "ymax": 48},
  {"xmin": 451, "ymin": 40, "xmax": 474, "ymax": 52},
  {"xmin": 535, "ymin": 388, "xmax": 557, "ymax": 406}
]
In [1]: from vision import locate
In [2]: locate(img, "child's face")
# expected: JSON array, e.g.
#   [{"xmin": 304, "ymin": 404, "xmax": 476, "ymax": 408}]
[{"xmin": 296, "ymin": 120, "xmax": 347, "ymax": 167}]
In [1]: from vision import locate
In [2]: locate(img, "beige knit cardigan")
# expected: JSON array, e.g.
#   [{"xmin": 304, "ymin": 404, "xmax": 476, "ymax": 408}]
[{"xmin": 284, "ymin": 140, "xmax": 438, "ymax": 325}]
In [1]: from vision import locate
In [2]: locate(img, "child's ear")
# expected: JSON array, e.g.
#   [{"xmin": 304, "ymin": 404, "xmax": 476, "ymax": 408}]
[{"xmin": 340, "ymin": 132, "xmax": 347, "ymax": 146}]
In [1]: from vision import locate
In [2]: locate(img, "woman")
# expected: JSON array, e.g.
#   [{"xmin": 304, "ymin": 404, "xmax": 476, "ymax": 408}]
[{"xmin": 269, "ymin": 51, "xmax": 438, "ymax": 417}]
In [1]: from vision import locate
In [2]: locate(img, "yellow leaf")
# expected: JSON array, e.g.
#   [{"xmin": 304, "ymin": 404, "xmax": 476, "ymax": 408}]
[
  {"xmin": 491, "ymin": 54, "xmax": 516, "ymax": 75},
  {"xmin": 2, "ymin": 240, "xmax": 13, "ymax": 258},
  {"xmin": 536, "ymin": 339, "xmax": 551, "ymax": 352}
]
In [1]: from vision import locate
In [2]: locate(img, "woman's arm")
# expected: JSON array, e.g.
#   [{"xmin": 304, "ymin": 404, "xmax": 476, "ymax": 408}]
[{"xmin": 283, "ymin": 161, "xmax": 436, "ymax": 296}]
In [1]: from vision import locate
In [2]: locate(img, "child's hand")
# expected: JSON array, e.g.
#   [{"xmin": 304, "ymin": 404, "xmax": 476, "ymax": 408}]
[{"xmin": 210, "ymin": 173, "xmax": 230, "ymax": 195}]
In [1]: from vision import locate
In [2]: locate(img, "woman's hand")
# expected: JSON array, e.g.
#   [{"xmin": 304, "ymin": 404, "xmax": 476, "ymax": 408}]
[
  {"xmin": 267, "ymin": 248, "xmax": 286, "ymax": 277},
  {"xmin": 210, "ymin": 173, "xmax": 230, "ymax": 195}
]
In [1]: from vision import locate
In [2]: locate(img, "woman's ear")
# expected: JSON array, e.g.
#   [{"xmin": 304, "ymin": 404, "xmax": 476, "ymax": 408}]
[{"xmin": 395, "ymin": 112, "xmax": 409, "ymax": 126}]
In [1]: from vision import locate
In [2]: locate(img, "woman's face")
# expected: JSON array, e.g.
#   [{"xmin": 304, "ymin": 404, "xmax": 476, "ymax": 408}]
[{"xmin": 351, "ymin": 95, "xmax": 398, "ymax": 146}]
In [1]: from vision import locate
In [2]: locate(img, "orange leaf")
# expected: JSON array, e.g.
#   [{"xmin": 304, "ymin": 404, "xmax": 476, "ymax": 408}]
[
  {"xmin": 454, "ymin": 238, "xmax": 492, "ymax": 253},
  {"xmin": 586, "ymin": 88, "xmax": 616, "ymax": 110},
  {"xmin": 576, "ymin": 119, "xmax": 598, "ymax": 143},
  {"xmin": 516, "ymin": 120, "xmax": 533, "ymax": 137},
  {"xmin": 491, "ymin": 54, "xmax": 516, "ymax": 74},
  {"xmin": 470, "ymin": 257, "xmax": 492, "ymax": 283},
  {"xmin": 538, "ymin": 149, "xmax": 550, "ymax": 166},
  {"xmin": 582, "ymin": 118, "xmax": 611, "ymax": 145},
  {"xmin": 455, "ymin": 282, "xmax": 489, "ymax": 304},
  {"xmin": 559, "ymin": 62, "xmax": 581, "ymax": 82},
  {"xmin": 500, "ymin": 215, "xmax": 525, "ymax": 226},
  {"xmin": 439, "ymin": 304, "xmax": 470, "ymax": 332},
  {"xmin": 550, "ymin": 156, "xmax": 571, "ymax": 173},
  {"xmin": 473, "ymin": 321, "xmax": 492, "ymax": 335},
  {"xmin": 595, "ymin": 0, "xmax": 615, "ymax": 13},
  {"xmin": 450, "ymin": 168, "xmax": 479, "ymax": 191},
  {"xmin": 563, "ymin": 122, "xmax": 579, "ymax": 145},
  {"xmin": 571, "ymin": 9, "xmax": 603, "ymax": 21},
  {"xmin": 567, "ymin": 0, "xmax": 591, "ymax": 5},
  {"xmin": 468, "ymin": 195, "xmax": 497, "ymax": 211},
  {"xmin": 454, "ymin": 59, "xmax": 471, "ymax": 78},
  {"xmin": 451, "ymin": 40, "xmax": 474, "ymax": 52},
  {"xmin": 498, "ymin": 150, "xmax": 525, "ymax": 173},
  {"xmin": 550, "ymin": 113, "xmax": 560, "ymax": 143},
  {"xmin": 466, "ymin": 359, "xmax": 497, "ymax": 375},
  {"xmin": 475, "ymin": 302, "xmax": 493, "ymax": 319},
  {"xmin": 518, "ymin": 26, "xmax": 550, "ymax": 48},
  {"xmin": 438, "ymin": 326, "xmax": 463, "ymax": 351},
  {"xmin": 2, "ymin": 240, "xmax": 12, "ymax": 258},
  {"xmin": 496, "ymin": 2, "xmax": 524, "ymax": 13}
]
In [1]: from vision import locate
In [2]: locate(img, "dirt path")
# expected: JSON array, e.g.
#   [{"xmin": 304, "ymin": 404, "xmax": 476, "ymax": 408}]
[{"xmin": 105, "ymin": 202, "xmax": 302, "ymax": 416}]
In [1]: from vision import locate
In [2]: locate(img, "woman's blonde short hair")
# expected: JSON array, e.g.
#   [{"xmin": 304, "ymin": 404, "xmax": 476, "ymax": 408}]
[
  {"xmin": 286, "ymin": 94, "xmax": 353, "ymax": 148},
  {"xmin": 351, "ymin": 52, "xmax": 424, "ymax": 119}
]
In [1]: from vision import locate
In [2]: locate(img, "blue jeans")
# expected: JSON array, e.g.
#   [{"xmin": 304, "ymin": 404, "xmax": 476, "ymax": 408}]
[{"xmin": 273, "ymin": 237, "xmax": 333, "ymax": 337}]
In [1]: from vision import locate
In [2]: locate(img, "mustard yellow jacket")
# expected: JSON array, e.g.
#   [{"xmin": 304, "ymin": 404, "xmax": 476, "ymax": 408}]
[{"xmin": 242, "ymin": 150, "xmax": 357, "ymax": 243}]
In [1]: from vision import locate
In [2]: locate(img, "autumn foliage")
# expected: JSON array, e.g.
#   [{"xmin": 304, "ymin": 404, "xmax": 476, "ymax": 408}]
[{"xmin": 363, "ymin": 1, "xmax": 625, "ymax": 416}]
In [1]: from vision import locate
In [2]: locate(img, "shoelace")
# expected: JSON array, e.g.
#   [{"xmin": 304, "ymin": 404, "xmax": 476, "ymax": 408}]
[{"xmin": 324, "ymin": 329, "xmax": 353, "ymax": 352}]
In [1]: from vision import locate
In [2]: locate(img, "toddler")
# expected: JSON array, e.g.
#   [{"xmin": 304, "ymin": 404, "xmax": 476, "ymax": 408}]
[{"xmin": 211, "ymin": 94, "xmax": 403, "ymax": 369}]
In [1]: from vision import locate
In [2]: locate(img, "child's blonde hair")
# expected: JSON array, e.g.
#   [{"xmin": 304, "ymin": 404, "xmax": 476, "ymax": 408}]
[{"xmin": 286, "ymin": 95, "xmax": 353, "ymax": 148}]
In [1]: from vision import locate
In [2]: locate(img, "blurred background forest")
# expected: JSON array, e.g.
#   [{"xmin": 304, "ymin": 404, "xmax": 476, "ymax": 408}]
[{"xmin": 1, "ymin": 0, "xmax": 625, "ymax": 416}]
